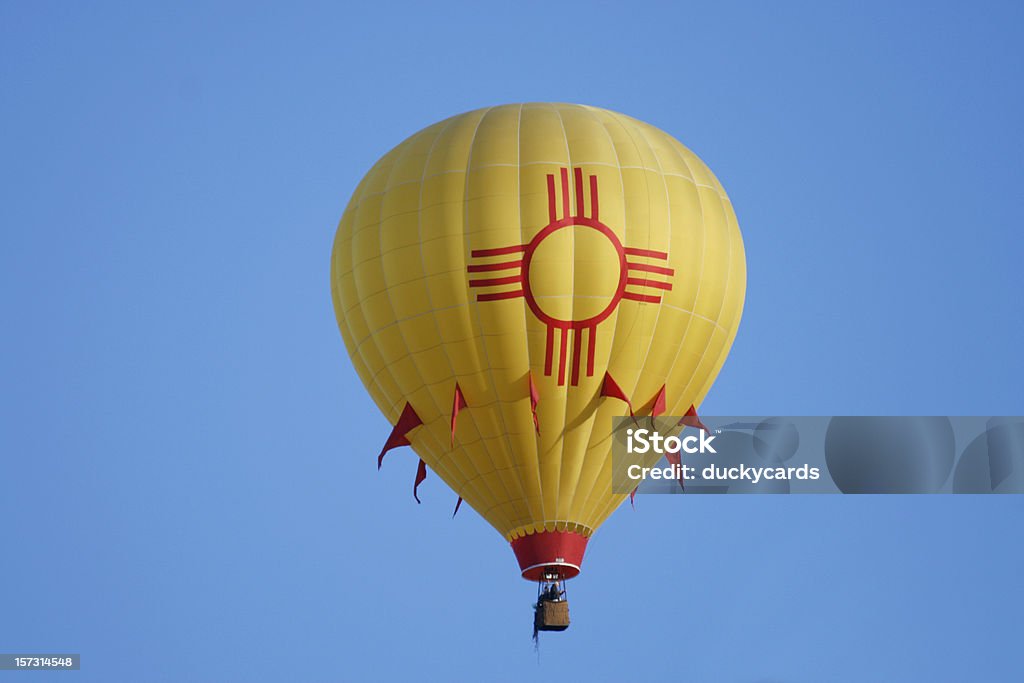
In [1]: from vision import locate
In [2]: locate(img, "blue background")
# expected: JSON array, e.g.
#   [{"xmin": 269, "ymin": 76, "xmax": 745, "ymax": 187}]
[{"xmin": 2, "ymin": 1, "xmax": 1022, "ymax": 681}]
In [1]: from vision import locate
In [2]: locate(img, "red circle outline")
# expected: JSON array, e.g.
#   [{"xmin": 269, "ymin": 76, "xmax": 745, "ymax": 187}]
[{"xmin": 521, "ymin": 216, "xmax": 627, "ymax": 330}]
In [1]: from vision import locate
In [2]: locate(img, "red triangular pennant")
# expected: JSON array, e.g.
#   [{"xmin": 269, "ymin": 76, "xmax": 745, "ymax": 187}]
[
  {"xmin": 377, "ymin": 402, "xmax": 423, "ymax": 469},
  {"xmin": 650, "ymin": 384, "xmax": 667, "ymax": 417},
  {"xmin": 413, "ymin": 458, "xmax": 427, "ymax": 504},
  {"xmin": 679, "ymin": 404, "xmax": 708, "ymax": 432},
  {"xmin": 528, "ymin": 373, "xmax": 540, "ymax": 435},
  {"xmin": 600, "ymin": 372, "xmax": 634, "ymax": 418},
  {"xmin": 665, "ymin": 443, "xmax": 685, "ymax": 492},
  {"xmin": 451, "ymin": 383, "xmax": 468, "ymax": 448}
]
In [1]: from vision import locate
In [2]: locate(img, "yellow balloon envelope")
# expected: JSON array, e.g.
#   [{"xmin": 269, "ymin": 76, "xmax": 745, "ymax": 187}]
[{"xmin": 331, "ymin": 103, "xmax": 745, "ymax": 580}]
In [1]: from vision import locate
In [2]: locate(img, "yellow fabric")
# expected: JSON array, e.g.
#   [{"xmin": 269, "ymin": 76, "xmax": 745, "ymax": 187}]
[{"xmin": 331, "ymin": 103, "xmax": 745, "ymax": 541}]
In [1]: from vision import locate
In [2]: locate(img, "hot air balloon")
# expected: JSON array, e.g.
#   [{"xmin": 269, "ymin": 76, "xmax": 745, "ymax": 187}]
[{"xmin": 330, "ymin": 103, "xmax": 745, "ymax": 628}]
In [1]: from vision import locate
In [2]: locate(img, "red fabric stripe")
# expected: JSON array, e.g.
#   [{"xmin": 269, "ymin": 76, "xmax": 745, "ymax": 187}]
[
  {"xmin": 467, "ymin": 260, "xmax": 523, "ymax": 273},
  {"xmin": 624, "ymin": 247, "xmax": 669, "ymax": 260},
  {"xmin": 626, "ymin": 277, "xmax": 672, "ymax": 290},
  {"xmin": 623, "ymin": 292, "xmax": 662, "ymax": 303},
  {"xmin": 627, "ymin": 262, "xmax": 674, "ymax": 276},
  {"xmin": 476, "ymin": 290, "xmax": 524, "ymax": 302},
  {"xmin": 471, "ymin": 245, "xmax": 526, "ymax": 257},
  {"xmin": 469, "ymin": 274, "xmax": 522, "ymax": 287},
  {"xmin": 413, "ymin": 459, "xmax": 427, "ymax": 503}
]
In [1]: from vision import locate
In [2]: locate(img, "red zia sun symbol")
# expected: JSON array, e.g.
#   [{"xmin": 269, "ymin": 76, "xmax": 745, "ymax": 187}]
[{"xmin": 468, "ymin": 167, "xmax": 675, "ymax": 387}]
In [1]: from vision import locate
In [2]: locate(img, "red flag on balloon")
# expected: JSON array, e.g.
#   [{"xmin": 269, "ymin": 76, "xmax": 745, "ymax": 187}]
[{"xmin": 451, "ymin": 383, "xmax": 468, "ymax": 447}]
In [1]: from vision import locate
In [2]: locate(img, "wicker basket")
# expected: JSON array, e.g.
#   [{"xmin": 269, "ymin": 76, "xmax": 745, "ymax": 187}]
[{"xmin": 535, "ymin": 600, "xmax": 570, "ymax": 631}]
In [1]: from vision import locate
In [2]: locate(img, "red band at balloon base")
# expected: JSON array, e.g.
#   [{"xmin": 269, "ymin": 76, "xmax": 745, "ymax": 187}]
[{"xmin": 510, "ymin": 530, "xmax": 589, "ymax": 581}]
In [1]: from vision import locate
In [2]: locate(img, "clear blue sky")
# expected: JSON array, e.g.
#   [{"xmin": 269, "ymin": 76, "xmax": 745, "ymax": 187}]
[{"xmin": 2, "ymin": 1, "xmax": 1022, "ymax": 681}]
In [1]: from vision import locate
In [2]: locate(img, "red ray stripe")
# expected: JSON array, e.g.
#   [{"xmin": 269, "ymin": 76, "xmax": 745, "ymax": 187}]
[
  {"xmin": 467, "ymin": 259, "xmax": 523, "ymax": 273},
  {"xmin": 574, "ymin": 167, "xmax": 585, "ymax": 218},
  {"xmin": 570, "ymin": 328, "xmax": 583, "ymax": 386},
  {"xmin": 476, "ymin": 290, "xmax": 524, "ymax": 302},
  {"xmin": 544, "ymin": 325, "xmax": 554, "ymax": 376},
  {"xmin": 626, "ymin": 277, "xmax": 672, "ymax": 290},
  {"xmin": 547, "ymin": 174, "xmax": 557, "ymax": 222},
  {"xmin": 471, "ymin": 245, "xmax": 527, "ymax": 258},
  {"xmin": 557, "ymin": 327, "xmax": 569, "ymax": 386},
  {"xmin": 626, "ymin": 262, "xmax": 675, "ymax": 276},
  {"xmin": 560, "ymin": 168, "xmax": 570, "ymax": 221},
  {"xmin": 624, "ymin": 247, "xmax": 669, "ymax": 260},
  {"xmin": 589, "ymin": 174, "xmax": 599, "ymax": 221},
  {"xmin": 469, "ymin": 274, "xmax": 523, "ymax": 287},
  {"xmin": 586, "ymin": 325, "xmax": 595, "ymax": 377},
  {"xmin": 623, "ymin": 292, "xmax": 662, "ymax": 303}
]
